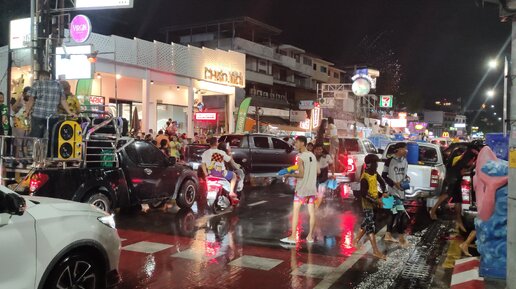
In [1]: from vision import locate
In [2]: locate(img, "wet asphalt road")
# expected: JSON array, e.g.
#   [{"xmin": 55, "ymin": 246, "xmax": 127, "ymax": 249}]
[{"xmin": 113, "ymin": 182, "xmax": 455, "ymax": 289}]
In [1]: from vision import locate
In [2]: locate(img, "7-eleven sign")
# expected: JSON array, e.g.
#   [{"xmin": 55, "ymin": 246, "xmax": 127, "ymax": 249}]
[{"xmin": 380, "ymin": 95, "xmax": 393, "ymax": 108}]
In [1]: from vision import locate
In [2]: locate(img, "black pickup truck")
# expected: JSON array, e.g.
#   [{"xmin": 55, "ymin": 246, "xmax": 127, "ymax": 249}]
[
  {"xmin": 185, "ymin": 133, "xmax": 297, "ymax": 178},
  {"xmin": 19, "ymin": 140, "xmax": 199, "ymax": 212}
]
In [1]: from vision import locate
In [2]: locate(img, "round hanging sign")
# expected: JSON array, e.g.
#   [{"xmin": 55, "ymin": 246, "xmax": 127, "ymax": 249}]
[
  {"xmin": 70, "ymin": 15, "xmax": 92, "ymax": 43},
  {"xmin": 351, "ymin": 77, "xmax": 371, "ymax": 96}
]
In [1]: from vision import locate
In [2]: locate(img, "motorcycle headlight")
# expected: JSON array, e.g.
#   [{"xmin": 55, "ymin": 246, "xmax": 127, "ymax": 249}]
[{"xmin": 98, "ymin": 214, "xmax": 116, "ymax": 229}]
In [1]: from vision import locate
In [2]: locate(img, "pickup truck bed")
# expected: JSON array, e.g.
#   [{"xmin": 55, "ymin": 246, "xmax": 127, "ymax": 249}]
[{"xmin": 376, "ymin": 142, "xmax": 445, "ymax": 201}]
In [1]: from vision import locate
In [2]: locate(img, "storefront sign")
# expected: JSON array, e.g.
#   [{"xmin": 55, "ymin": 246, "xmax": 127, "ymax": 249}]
[
  {"xmin": 454, "ymin": 123, "xmax": 466, "ymax": 128},
  {"xmin": 300, "ymin": 119, "xmax": 310, "ymax": 130},
  {"xmin": 290, "ymin": 111, "xmax": 307, "ymax": 122},
  {"xmin": 319, "ymin": 97, "xmax": 335, "ymax": 108},
  {"xmin": 55, "ymin": 45, "xmax": 93, "ymax": 80},
  {"xmin": 204, "ymin": 67, "xmax": 244, "ymax": 87},
  {"xmin": 75, "ymin": 0, "xmax": 134, "ymax": 9},
  {"xmin": 299, "ymin": 100, "xmax": 314, "ymax": 110},
  {"xmin": 312, "ymin": 107, "xmax": 321, "ymax": 128},
  {"xmin": 195, "ymin": 112, "xmax": 217, "ymax": 121},
  {"xmin": 9, "ymin": 18, "xmax": 31, "ymax": 49},
  {"xmin": 380, "ymin": 95, "xmax": 393, "ymax": 108},
  {"xmin": 70, "ymin": 15, "xmax": 92, "ymax": 43}
]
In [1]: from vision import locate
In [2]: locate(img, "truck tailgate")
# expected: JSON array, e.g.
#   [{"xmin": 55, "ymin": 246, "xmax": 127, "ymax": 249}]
[{"xmin": 407, "ymin": 164, "xmax": 432, "ymax": 190}]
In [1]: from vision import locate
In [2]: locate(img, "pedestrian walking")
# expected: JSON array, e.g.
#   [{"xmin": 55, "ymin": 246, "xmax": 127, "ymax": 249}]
[
  {"xmin": 314, "ymin": 143, "xmax": 335, "ymax": 208},
  {"xmin": 155, "ymin": 130, "xmax": 169, "ymax": 147},
  {"xmin": 429, "ymin": 144, "xmax": 480, "ymax": 232},
  {"xmin": 281, "ymin": 136, "xmax": 318, "ymax": 244},
  {"xmin": 353, "ymin": 154, "xmax": 387, "ymax": 259},
  {"xmin": 382, "ymin": 142, "xmax": 409, "ymax": 246}
]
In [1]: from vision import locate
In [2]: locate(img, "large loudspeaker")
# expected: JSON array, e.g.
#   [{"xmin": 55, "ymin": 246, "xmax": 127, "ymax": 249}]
[{"xmin": 57, "ymin": 121, "xmax": 83, "ymax": 160}]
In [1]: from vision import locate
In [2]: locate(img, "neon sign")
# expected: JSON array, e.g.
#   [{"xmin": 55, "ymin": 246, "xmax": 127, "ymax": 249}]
[{"xmin": 204, "ymin": 67, "xmax": 244, "ymax": 87}]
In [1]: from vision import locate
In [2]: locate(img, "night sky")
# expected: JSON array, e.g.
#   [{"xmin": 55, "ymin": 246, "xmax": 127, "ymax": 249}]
[{"xmin": 0, "ymin": 0, "xmax": 511, "ymax": 112}]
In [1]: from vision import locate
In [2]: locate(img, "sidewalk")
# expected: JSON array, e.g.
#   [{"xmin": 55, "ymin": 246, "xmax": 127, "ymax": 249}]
[{"xmin": 451, "ymin": 257, "xmax": 506, "ymax": 289}]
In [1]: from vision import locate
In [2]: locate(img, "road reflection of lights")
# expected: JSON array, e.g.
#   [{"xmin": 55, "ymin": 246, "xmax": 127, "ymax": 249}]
[
  {"xmin": 143, "ymin": 255, "xmax": 156, "ymax": 279},
  {"xmin": 340, "ymin": 212, "xmax": 357, "ymax": 256}
]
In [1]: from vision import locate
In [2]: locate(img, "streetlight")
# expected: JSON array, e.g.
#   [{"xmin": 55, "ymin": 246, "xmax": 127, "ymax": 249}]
[
  {"xmin": 498, "ymin": 117, "xmax": 502, "ymax": 121},
  {"xmin": 494, "ymin": 112, "xmax": 497, "ymax": 116},
  {"xmin": 486, "ymin": 89, "xmax": 495, "ymax": 98},
  {"xmin": 491, "ymin": 105, "xmax": 495, "ymax": 108},
  {"xmin": 488, "ymin": 59, "xmax": 498, "ymax": 69}
]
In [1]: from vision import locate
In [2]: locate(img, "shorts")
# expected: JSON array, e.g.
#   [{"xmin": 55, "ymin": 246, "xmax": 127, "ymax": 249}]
[
  {"xmin": 209, "ymin": 169, "xmax": 234, "ymax": 182},
  {"xmin": 446, "ymin": 181, "xmax": 462, "ymax": 204},
  {"xmin": 294, "ymin": 194, "xmax": 316, "ymax": 205},
  {"xmin": 361, "ymin": 209, "xmax": 376, "ymax": 234}
]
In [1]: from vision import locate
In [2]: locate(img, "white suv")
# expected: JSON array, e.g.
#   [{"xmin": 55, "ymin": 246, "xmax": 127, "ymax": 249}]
[{"xmin": 0, "ymin": 186, "xmax": 121, "ymax": 289}]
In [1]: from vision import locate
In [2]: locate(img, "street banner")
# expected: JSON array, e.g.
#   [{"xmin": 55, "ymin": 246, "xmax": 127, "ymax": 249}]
[{"xmin": 235, "ymin": 97, "xmax": 252, "ymax": 133}]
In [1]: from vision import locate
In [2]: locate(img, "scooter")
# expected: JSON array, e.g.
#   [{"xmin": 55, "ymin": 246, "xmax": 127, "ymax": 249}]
[{"xmin": 206, "ymin": 168, "xmax": 244, "ymax": 213}]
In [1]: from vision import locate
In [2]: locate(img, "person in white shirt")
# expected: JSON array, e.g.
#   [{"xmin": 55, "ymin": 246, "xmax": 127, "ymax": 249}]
[
  {"xmin": 281, "ymin": 136, "xmax": 318, "ymax": 244},
  {"xmin": 201, "ymin": 137, "xmax": 239, "ymax": 197}
]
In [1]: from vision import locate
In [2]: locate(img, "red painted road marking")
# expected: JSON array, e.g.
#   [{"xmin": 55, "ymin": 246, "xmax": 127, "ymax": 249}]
[{"xmin": 117, "ymin": 229, "xmax": 349, "ymax": 289}]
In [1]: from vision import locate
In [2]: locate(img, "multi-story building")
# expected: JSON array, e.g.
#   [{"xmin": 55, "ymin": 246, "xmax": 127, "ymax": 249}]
[
  {"xmin": 163, "ymin": 17, "xmax": 342, "ymax": 130},
  {"xmin": 423, "ymin": 110, "xmax": 459, "ymax": 137}
]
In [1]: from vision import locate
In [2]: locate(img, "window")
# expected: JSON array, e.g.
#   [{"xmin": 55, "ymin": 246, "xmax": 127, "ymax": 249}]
[
  {"xmin": 221, "ymin": 135, "xmax": 248, "ymax": 148},
  {"xmin": 419, "ymin": 147, "xmax": 438, "ymax": 164},
  {"xmin": 363, "ymin": 140, "xmax": 377, "ymax": 154},
  {"xmin": 313, "ymin": 64, "xmax": 317, "ymax": 70},
  {"xmin": 253, "ymin": 137, "xmax": 270, "ymax": 149},
  {"xmin": 125, "ymin": 143, "xmax": 140, "ymax": 164},
  {"xmin": 320, "ymin": 66, "xmax": 328, "ymax": 73},
  {"xmin": 272, "ymin": 138, "xmax": 290, "ymax": 150},
  {"xmin": 136, "ymin": 142, "xmax": 166, "ymax": 165},
  {"xmin": 340, "ymin": 139, "xmax": 360, "ymax": 153},
  {"xmin": 303, "ymin": 57, "xmax": 312, "ymax": 66}
]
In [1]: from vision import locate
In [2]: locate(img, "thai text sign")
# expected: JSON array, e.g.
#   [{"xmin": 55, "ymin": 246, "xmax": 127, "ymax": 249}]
[{"xmin": 205, "ymin": 67, "xmax": 244, "ymax": 87}]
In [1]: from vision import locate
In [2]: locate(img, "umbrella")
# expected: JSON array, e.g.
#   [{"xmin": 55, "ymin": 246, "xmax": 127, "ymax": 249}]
[{"xmin": 131, "ymin": 106, "xmax": 140, "ymax": 137}]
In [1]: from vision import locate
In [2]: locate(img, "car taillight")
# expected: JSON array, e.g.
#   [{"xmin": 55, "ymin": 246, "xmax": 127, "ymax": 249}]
[
  {"xmin": 29, "ymin": 173, "xmax": 49, "ymax": 193},
  {"xmin": 430, "ymin": 169, "xmax": 439, "ymax": 188},
  {"xmin": 461, "ymin": 178, "xmax": 471, "ymax": 204}
]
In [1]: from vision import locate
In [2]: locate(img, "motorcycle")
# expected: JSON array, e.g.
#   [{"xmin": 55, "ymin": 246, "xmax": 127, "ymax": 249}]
[{"xmin": 206, "ymin": 168, "xmax": 244, "ymax": 213}]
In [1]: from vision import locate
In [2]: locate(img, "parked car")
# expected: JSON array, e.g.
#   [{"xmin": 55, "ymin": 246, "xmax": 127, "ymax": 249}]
[
  {"xmin": 185, "ymin": 134, "xmax": 297, "ymax": 178},
  {"xmin": 0, "ymin": 186, "xmax": 121, "ymax": 289},
  {"xmin": 328, "ymin": 137, "xmax": 381, "ymax": 190},
  {"xmin": 377, "ymin": 142, "xmax": 446, "ymax": 202},
  {"xmin": 20, "ymin": 140, "xmax": 199, "ymax": 212}
]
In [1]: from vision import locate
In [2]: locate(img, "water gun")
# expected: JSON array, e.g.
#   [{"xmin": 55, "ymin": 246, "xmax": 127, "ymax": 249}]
[{"xmin": 277, "ymin": 164, "xmax": 298, "ymax": 176}]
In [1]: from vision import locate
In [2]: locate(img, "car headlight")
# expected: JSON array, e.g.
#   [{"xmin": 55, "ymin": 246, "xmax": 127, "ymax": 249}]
[{"xmin": 98, "ymin": 214, "xmax": 116, "ymax": 229}]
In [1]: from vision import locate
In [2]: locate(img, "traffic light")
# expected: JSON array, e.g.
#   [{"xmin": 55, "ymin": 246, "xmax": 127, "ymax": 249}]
[{"xmin": 57, "ymin": 120, "xmax": 83, "ymax": 160}]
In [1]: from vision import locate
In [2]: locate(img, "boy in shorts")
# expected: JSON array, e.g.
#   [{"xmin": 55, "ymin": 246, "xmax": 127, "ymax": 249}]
[
  {"xmin": 281, "ymin": 136, "xmax": 318, "ymax": 244},
  {"xmin": 353, "ymin": 154, "xmax": 387, "ymax": 259}
]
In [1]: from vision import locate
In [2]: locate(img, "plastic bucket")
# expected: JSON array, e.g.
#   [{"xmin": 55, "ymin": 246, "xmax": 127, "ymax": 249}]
[{"xmin": 406, "ymin": 142, "xmax": 419, "ymax": 165}]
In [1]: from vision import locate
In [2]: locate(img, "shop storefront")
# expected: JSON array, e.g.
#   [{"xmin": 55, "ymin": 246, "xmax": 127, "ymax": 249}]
[{"xmin": 0, "ymin": 30, "xmax": 246, "ymax": 137}]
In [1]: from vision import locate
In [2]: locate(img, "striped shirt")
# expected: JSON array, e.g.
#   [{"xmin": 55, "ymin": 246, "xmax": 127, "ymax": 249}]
[{"xmin": 30, "ymin": 80, "xmax": 65, "ymax": 119}]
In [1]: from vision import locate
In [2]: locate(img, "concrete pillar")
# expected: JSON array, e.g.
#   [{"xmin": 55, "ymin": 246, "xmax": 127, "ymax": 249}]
[
  {"xmin": 507, "ymin": 20, "xmax": 516, "ymax": 289},
  {"xmin": 228, "ymin": 89, "xmax": 236, "ymax": 133},
  {"xmin": 187, "ymin": 82, "xmax": 195, "ymax": 138},
  {"xmin": 141, "ymin": 70, "xmax": 151, "ymax": 133}
]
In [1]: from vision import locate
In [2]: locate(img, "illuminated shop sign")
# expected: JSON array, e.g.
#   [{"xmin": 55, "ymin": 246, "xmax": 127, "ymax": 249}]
[
  {"xmin": 70, "ymin": 15, "xmax": 92, "ymax": 43},
  {"xmin": 75, "ymin": 0, "xmax": 134, "ymax": 9},
  {"xmin": 195, "ymin": 112, "xmax": 217, "ymax": 121},
  {"xmin": 204, "ymin": 67, "xmax": 244, "ymax": 87}
]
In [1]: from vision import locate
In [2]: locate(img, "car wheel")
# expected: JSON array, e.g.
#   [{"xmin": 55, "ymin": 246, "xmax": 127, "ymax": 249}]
[
  {"xmin": 176, "ymin": 180, "xmax": 197, "ymax": 209},
  {"xmin": 45, "ymin": 253, "xmax": 103, "ymax": 289},
  {"xmin": 85, "ymin": 192, "xmax": 111, "ymax": 213}
]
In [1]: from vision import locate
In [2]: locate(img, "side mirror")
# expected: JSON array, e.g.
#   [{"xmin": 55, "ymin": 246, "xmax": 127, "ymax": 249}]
[
  {"xmin": 168, "ymin": 157, "xmax": 177, "ymax": 166},
  {"xmin": 1, "ymin": 193, "xmax": 26, "ymax": 216}
]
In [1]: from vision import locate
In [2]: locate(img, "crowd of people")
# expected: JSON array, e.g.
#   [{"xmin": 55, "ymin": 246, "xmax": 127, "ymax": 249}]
[{"xmin": 0, "ymin": 71, "xmax": 80, "ymax": 166}]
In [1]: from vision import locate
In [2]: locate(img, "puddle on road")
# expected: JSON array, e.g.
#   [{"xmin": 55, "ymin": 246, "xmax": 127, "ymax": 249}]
[{"xmin": 354, "ymin": 234, "xmax": 423, "ymax": 289}]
